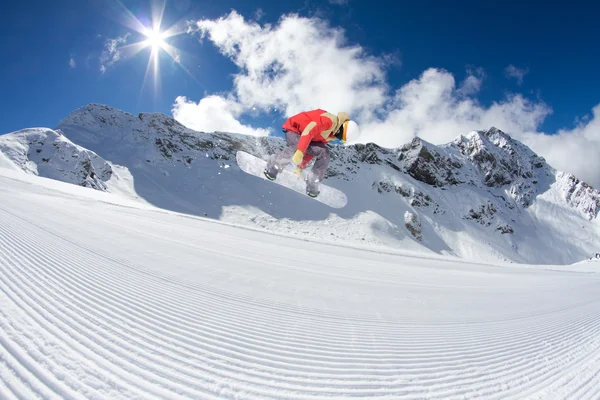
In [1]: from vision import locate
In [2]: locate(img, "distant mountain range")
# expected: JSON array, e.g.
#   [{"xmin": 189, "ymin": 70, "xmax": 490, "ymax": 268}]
[{"xmin": 1, "ymin": 103, "xmax": 598, "ymax": 265}]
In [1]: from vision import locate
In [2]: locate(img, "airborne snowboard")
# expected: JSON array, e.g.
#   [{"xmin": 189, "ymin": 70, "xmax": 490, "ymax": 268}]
[{"xmin": 236, "ymin": 151, "xmax": 347, "ymax": 209}]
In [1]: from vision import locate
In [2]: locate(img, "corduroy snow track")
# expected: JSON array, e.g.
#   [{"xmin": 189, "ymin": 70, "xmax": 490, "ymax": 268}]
[{"xmin": 1, "ymin": 173, "xmax": 600, "ymax": 400}]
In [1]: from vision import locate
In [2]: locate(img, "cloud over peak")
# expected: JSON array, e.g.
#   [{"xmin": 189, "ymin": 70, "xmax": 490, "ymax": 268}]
[
  {"xmin": 172, "ymin": 95, "xmax": 270, "ymax": 137},
  {"xmin": 189, "ymin": 11, "xmax": 388, "ymax": 120},
  {"xmin": 363, "ymin": 68, "xmax": 552, "ymax": 147}
]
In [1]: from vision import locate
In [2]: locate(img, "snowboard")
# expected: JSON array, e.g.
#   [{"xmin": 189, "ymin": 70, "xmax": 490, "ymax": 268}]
[{"xmin": 236, "ymin": 151, "xmax": 347, "ymax": 209}]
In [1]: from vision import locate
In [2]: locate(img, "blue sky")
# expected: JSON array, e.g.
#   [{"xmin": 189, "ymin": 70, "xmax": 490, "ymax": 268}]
[{"xmin": 2, "ymin": 0, "xmax": 600, "ymax": 185}]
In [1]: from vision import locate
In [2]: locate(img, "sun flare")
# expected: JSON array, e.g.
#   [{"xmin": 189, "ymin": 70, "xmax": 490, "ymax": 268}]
[
  {"xmin": 143, "ymin": 27, "xmax": 166, "ymax": 52},
  {"xmin": 112, "ymin": 0, "xmax": 194, "ymax": 95}
]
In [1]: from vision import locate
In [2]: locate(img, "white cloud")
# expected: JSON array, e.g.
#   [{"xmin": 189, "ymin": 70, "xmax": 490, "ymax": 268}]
[
  {"xmin": 329, "ymin": 0, "xmax": 349, "ymax": 4},
  {"xmin": 190, "ymin": 11, "xmax": 388, "ymax": 121},
  {"xmin": 172, "ymin": 95, "xmax": 270, "ymax": 136},
  {"xmin": 523, "ymin": 104, "xmax": 600, "ymax": 188},
  {"xmin": 254, "ymin": 8, "xmax": 265, "ymax": 21},
  {"xmin": 457, "ymin": 67, "xmax": 485, "ymax": 96},
  {"xmin": 99, "ymin": 33, "xmax": 130, "ymax": 73},
  {"xmin": 69, "ymin": 57, "xmax": 76, "ymax": 68},
  {"xmin": 505, "ymin": 64, "xmax": 529, "ymax": 85},
  {"xmin": 180, "ymin": 11, "xmax": 600, "ymax": 188},
  {"xmin": 362, "ymin": 68, "xmax": 551, "ymax": 147}
]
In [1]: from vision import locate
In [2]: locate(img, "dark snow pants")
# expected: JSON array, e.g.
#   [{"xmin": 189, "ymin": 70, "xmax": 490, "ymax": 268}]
[{"xmin": 267, "ymin": 130, "xmax": 330, "ymax": 183}]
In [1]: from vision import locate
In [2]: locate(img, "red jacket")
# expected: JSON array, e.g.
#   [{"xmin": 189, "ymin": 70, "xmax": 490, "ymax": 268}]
[{"xmin": 282, "ymin": 109, "xmax": 348, "ymax": 168}]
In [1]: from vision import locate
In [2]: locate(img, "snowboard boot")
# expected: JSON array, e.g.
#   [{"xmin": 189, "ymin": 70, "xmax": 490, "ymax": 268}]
[
  {"xmin": 306, "ymin": 179, "xmax": 320, "ymax": 198},
  {"xmin": 263, "ymin": 164, "xmax": 279, "ymax": 181}
]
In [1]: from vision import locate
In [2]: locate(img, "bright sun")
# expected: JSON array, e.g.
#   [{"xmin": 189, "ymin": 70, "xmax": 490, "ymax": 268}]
[
  {"xmin": 143, "ymin": 28, "xmax": 166, "ymax": 51},
  {"xmin": 111, "ymin": 0, "xmax": 196, "ymax": 95}
]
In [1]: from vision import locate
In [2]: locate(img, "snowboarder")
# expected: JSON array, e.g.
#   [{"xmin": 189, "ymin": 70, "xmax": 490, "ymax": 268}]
[{"xmin": 264, "ymin": 109, "xmax": 360, "ymax": 197}]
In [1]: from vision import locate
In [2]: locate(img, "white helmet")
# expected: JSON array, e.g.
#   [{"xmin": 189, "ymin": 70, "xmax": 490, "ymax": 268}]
[{"xmin": 342, "ymin": 120, "xmax": 360, "ymax": 143}]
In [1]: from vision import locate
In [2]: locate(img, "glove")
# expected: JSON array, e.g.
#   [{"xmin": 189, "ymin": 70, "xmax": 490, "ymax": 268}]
[
  {"xmin": 292, "ymin": 166, "xmax": 303, "ymax": 179},
  {"xmin": 292, "ymin": 149, "xmax": 304, "ymax": 166}
]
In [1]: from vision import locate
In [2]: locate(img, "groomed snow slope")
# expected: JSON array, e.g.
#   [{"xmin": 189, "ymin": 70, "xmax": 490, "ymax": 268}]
[{"xmin": 1, "ymin": 169, "xmax": 600, "ymax": 399}]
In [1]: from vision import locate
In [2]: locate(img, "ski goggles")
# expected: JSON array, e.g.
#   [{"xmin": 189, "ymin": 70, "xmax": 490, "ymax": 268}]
[{"xmin": 334, "ymin": 121, "xmax": 349, "ymax": 142}]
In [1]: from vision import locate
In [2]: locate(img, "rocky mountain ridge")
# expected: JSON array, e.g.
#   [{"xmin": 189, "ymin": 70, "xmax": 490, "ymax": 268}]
[{"xmin": 1, "ymin": 103, "xmax": 598, "ymax": 264}]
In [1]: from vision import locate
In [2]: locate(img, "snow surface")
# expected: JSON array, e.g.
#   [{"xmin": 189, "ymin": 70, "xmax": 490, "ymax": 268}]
[{"xmin": 1, "ymin": 164, "xmax": 600, "ymax": 399}]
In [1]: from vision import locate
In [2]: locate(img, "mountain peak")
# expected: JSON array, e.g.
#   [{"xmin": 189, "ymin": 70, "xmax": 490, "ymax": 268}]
[
  {"xmin": 449, "ymin": 127, "xmax": 550, "ymax": 200},
  {"xmin": 397, "ymin": 136, "xmax": 464, "ymax": 187},
  {"xmin": 482, "ymin": 125, "xmax": 508, "ymax": 139}
]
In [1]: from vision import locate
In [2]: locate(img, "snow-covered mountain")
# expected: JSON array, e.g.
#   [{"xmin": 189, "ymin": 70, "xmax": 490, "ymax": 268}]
[
  {"xmin": 1, "ymin": 103, "xmax": 599, "ymax": 264},
  {"xmin": 0, "ymin": 127, "xmax": 112, "ymax": 190}
]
